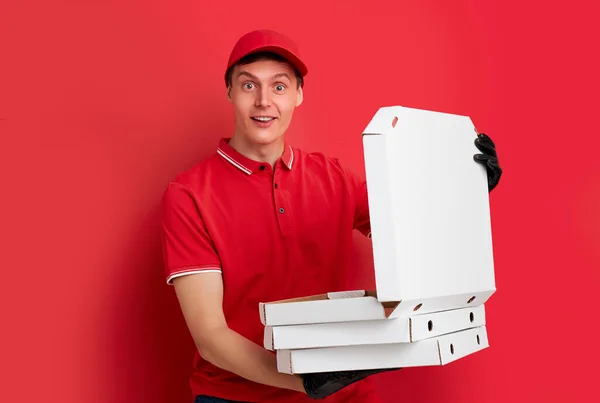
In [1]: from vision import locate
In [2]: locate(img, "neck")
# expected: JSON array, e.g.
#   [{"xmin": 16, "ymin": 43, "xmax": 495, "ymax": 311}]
[{"xmin": 228, "ymin": 135, "xmax": 285, "ymax": 167}]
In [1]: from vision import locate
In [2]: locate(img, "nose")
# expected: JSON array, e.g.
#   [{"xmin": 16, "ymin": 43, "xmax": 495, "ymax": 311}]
[{"xmin": 254, "ymin": 86, "xmax": 272, "ymax": 108}]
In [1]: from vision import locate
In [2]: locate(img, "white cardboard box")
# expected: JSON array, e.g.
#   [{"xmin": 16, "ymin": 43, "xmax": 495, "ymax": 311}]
[
  {"xmin": 264, "ymin": 304, "xmax": 486, "ymax": 350},
  {"xmin": 276, "ymin": 325, "xmax": 489, "ymax": 374},
  {"xmin": 260, "ymin": 290, "xmax": 390, "ymax": 327},
  {"xmin": 259, "ymin": 106, "xmax": 496, "ymax": 321},
  {"xmin": 362, "ymin": 106, "xmax": 496, "ymax": 317}
]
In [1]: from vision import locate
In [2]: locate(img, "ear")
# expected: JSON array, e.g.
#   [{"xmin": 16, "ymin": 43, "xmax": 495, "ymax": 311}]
[
  {"xmin": 296, "ymin": 86, "xmax": 304, "ymax": 107},
  {"xmin": 227, "ymin": 86, "xmax": 232, "ymax": 103}
]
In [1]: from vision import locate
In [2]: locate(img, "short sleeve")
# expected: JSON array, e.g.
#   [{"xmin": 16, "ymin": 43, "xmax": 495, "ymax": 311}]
[
  {"xmin": 336, "ymin": 159, "xmax": 372, "ymax": 238},
  {"xmin": 160, "ymin": 182, "xmax": 222, "ymax": 284}
]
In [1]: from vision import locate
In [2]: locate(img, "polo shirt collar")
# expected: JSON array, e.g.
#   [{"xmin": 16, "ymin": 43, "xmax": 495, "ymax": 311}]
[{"xmin": 217, "ymin": 137, "xmax": 294, "ymax": 175}]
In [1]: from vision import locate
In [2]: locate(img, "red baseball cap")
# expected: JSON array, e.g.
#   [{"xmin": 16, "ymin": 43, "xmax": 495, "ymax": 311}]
[{"xmin": 225, "ymin": 29, "xmax": 308, "ymax": 86}]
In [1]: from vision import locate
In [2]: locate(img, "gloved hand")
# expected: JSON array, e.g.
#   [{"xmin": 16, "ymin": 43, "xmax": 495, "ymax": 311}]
[
  {"xmin": 473, "ymin": 133, "xmax": 502, "ymax": 192},
  {"xmin": 301, "ymin": 367, "xmax": 401, "ymax": 399}
]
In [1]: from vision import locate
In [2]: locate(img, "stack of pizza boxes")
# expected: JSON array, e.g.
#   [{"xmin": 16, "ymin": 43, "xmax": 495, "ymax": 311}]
[{"xmin": 259, "ymin": 106, "xmax": 496, "ymax": 375}]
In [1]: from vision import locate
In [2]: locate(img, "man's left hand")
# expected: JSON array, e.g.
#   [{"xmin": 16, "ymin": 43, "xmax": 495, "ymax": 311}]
[{"xmin": 473, "ymin": 133, "xmax": 502, "ymax": 192}]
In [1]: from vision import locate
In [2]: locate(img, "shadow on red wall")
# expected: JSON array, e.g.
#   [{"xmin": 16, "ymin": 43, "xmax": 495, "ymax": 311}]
[{"xmin": 101, "ymin": 205, "xmax": 195, "ymax": 402}]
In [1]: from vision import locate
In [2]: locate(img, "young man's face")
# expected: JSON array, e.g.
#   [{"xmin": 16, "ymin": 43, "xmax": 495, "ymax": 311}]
[{"xmin": 228, "ymin": 58, "xmax": 303, "ymax": 147}]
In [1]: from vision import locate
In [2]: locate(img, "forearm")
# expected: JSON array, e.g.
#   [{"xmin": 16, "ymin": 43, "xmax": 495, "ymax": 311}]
[{"xmin": 199, "ymin": 326, "xmax": 305, "ymax": 393}]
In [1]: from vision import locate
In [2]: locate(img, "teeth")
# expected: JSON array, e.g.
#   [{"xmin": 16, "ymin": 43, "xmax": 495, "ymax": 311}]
[{"xmin": 253, "ymin": 117, "xmax": 274, "ymax": 121}]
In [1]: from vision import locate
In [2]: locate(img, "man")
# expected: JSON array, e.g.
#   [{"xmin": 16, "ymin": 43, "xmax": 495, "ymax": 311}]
[{"xmin": 160, "ymin": 29, "xmax": 502, "ymax": 403}]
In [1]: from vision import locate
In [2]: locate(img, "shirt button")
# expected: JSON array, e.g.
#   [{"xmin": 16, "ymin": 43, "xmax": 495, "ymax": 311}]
[
  {"xmin": 279, "ymin": 208, "xmax": 285, "ymax": 213},
  {"xmin": 259, "ymin": 165, "xmax": 265, "ymax": 171},
  {"xmin": 274, "ymin": 183, "xmax": 278, "ymax": 189}
]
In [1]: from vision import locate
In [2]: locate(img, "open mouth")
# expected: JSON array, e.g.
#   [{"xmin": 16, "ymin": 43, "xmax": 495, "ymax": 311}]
[{"xmin": 251, "ymin": 116, "xmax": 276, "ymax": 122}]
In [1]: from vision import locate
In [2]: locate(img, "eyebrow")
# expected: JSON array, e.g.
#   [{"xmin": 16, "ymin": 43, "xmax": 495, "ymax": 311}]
[{"xmin": 237, "ymin": 71, "xmax": 292, "ymax": 82}]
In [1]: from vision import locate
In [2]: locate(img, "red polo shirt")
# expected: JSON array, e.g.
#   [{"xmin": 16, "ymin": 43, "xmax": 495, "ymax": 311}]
[{"xmin": 160, "ymin": 138, "xmax": 381, "ymax": 403}]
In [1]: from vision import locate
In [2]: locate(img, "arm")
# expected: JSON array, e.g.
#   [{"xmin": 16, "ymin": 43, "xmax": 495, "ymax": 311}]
[
  {"xmin": 160, "ymin": 182, "xmax": 305, "ymax": 393},
  {"xmin": 175, "ymin": 272, "xmax": 395, "ymax": 398},
  {"xmin": 337, "ymin": 160, "xmax": 372, "ymax": 238},
  {"xmin": 172, "ymin": 272, "xmax": 305, "ymax": 392}
]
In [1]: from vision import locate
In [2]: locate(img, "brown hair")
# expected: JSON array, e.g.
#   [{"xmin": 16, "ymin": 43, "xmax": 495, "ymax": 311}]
[{"xmin": 225, "ymin": 51, "xmax": 304, "ymax": 89}]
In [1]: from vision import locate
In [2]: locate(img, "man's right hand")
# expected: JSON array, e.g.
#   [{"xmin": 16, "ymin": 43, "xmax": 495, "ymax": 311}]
[{"xmin": 301, "ymin": 367, "xmax": 402, "ymax": 399}]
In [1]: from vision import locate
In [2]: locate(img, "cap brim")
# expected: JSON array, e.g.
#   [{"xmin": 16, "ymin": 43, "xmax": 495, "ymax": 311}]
[
  {"xmin": 231, "ymin": 44, "xmax": 308, "ymax": 77},
  {"xmin": 252, "ymin": 45, "xmax": 308, "ymax": 77}
]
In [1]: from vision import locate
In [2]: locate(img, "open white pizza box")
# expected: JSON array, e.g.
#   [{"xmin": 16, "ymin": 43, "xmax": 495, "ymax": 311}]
[
  {"xmin": 259, "ymin": 105, "xmax": 496, "ymax": 326},
  {"xmin": 276, "ymin": 325, "xmax": 489, "ymax": 374},
  {"xmin": 264, "ymin": 304, "xmax": 486, "ymax": 351}
]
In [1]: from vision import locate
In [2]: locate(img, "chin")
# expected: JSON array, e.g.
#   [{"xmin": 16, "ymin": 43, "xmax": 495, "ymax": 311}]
[{"xmin": 247, "ymin": 129, "xmax": 283, "ymax": 145}]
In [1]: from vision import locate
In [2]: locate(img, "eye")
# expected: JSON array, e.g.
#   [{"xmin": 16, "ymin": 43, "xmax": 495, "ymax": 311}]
[
  {"xmin": 275, "ymin": 84, "xmax": 285, "ymax": 92},
  {"xmin": 243, "ymin": 82, "xmax": 255, "ymax": 90}
]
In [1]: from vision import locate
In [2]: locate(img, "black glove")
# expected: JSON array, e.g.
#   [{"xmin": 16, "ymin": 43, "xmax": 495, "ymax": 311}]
[
  {"xmin": 473, "ymin": 133, "xmax": 502, "ymax": 192},
  {"xmin": 301, "ymin": 367, "xmax": 401, "ymax": 399}
]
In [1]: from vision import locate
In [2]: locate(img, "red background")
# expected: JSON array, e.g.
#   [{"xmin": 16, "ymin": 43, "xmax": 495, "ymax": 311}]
[{"xmin": 1, "ymin": 1, "xmax": 598, "ymax": 402}]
